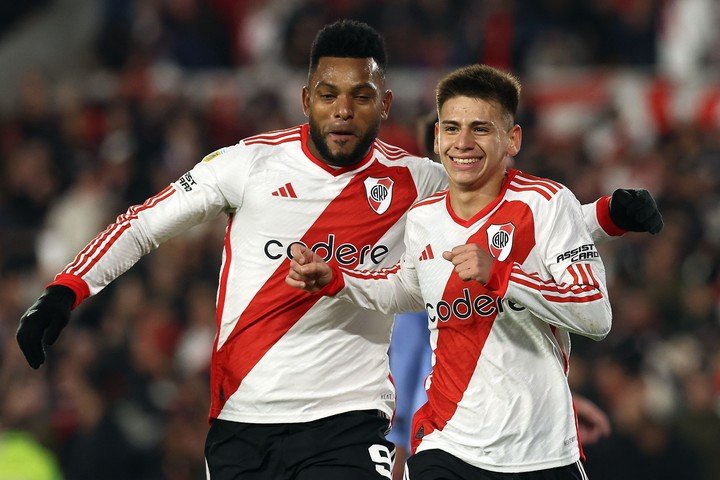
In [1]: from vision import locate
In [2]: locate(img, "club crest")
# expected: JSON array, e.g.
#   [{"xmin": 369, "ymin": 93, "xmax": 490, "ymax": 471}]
[
  {"xmin": 487, "ymin": 222, "xmax": 515, "ymax": 261},
  {"xmin": 364, "ymin": 177, "xmax": 394, "ymax": 214}
]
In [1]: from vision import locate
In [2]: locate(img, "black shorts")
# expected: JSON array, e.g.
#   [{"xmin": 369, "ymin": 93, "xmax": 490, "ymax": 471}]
[
  {"xmin": 205, "ymin": 410, "xmax": 395, "ymax": 480},
  {"xmin": 405, "ymin": 449, "xmax": 588, "ymax": 480}
]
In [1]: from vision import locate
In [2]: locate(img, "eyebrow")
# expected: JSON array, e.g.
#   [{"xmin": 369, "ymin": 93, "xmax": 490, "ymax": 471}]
[
  {"xmin": 315, "ymin": 81, "xmax": 379, "ymax": 93},
  {"xmin": 440, "ymin": 119, "xmax": 494, "ymax": 127}
]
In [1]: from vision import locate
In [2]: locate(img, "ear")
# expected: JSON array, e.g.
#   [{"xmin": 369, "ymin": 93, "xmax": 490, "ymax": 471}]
[
  {"xmin": 507, "ymin": 124, "xmax": 522, "ymax": 156},
  {"xmin": 302, "ymin": 86, "xmax": 310, "ymax": 117},
  {"xmin": 380, "ymin": 90, "xmax": 393, "ymax": 120},
  {"xmin": 433, "ymin": 122, "xmax": 440, "ymax": 156}
]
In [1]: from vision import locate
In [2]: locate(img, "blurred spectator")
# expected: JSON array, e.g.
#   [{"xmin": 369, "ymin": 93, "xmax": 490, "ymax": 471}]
[
  {"xmin": 97, "ymin": 0, "xmax": 233, "ymax": 70},
  {"xmin": 55, "ymin": 369, "xmax": 158, "ymax": 480},
  {"xmin": 659, "ymin": 0, "xmax": 720, "ymax": 81}
]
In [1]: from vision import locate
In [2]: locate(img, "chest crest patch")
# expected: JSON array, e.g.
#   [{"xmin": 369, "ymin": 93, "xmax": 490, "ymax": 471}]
[
  {"xmin": 364, "ymin": 177, "xmax": 394, "ymax": 214},
  {"xmin": 487, "ymin": 222, "xmax": 515, "ymax": 261}
]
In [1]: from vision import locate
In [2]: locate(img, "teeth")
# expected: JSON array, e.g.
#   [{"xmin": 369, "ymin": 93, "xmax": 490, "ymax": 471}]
[{"xmin": 452, "ymin": 157, "xmax": 480, "ymax": 164}]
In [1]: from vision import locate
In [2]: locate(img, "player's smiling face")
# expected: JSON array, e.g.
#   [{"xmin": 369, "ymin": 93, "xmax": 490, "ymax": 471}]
[
  {"xmin": 303, "ymin": 57, "xmax": 392, "ymax": 167},
  {"xmin": 435, "ymin": 95, "xmax": 521, "ymax": 194}
]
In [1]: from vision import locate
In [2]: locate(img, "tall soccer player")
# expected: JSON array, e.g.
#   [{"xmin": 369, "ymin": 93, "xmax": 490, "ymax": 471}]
[
  {"xmin": 18, "ymin": 21, "xmax": 659, "ymax": 480},
  {"xmin": 287, "ymin": 64, "xmax": 618, "ymax": 479}
]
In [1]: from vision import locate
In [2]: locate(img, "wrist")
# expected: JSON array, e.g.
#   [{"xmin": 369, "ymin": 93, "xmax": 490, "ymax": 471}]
[
  {"xmin": 48, "ymin": 274, "xmax": 89, "ymax": 309},
  {"xmin": 43, "ymin": 285, "xmax": 76, "ymax": 310},
  {"xmin": 317, "ymin": 264, "xmax": 345, "ymax": 296},
  {"xmin": 599, "ymin": 195, "xmax": 626, "ymax": 236},
  {"xmin": 483, "ymin": 260, "xmax": 513, "ymax": 297}
]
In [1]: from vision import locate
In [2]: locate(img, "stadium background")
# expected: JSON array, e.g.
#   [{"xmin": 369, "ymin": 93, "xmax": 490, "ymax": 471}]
[{"xmin": 0, "ymin": 0, "xmax": 718, "ymax": 479}]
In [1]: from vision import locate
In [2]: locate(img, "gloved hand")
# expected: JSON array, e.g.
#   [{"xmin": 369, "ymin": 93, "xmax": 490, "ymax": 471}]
[
  {"xmin": 16, "ymin": 285, "xmax": 75, "ymax": 369},
  {"xmin": 609, "ymin": 189, "xmax": 663, "ymax": 234}
]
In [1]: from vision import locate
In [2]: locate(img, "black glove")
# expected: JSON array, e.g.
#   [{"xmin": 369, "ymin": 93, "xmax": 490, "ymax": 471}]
[
  {"xmin": 16, "ymin": 285, "xmax": 75, "ymax": 369},
  {"xmin": 609, "ymin": 189, "xmax": 663, "ymax": 234}
]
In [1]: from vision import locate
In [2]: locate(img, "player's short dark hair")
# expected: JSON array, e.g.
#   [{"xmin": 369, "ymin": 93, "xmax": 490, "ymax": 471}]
[
  {"xmin": 436, "ymin": 65, "xmax": 521, "ymax": 125},
  {"xmin": 308, "ymin": 19, "xmax": 387, "ymax": 79}
]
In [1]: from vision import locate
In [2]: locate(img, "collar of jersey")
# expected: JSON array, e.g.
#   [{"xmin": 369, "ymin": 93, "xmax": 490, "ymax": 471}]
[
  {"xmin": 445, "ymin": 168, "xmax": 518, "ymax": 227},
  {"xmin": 300, "ymin": 124, "xmax": 375, "ymax": 176}
]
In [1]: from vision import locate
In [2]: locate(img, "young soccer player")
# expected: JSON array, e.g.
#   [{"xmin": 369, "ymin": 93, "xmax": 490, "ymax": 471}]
[{"xmin": 287, "ymin": 64, "xmax": 615, "ymax": 479}]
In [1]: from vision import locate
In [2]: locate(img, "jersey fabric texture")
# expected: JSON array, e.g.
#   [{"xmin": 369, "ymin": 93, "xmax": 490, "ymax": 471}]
[
  {"xmin": 324, "ymin": 169, "xmax": 612, "ymax": 473},
  {"xmin": 49, "ymin": 124, "xmax": 447, "ymax": 424}
]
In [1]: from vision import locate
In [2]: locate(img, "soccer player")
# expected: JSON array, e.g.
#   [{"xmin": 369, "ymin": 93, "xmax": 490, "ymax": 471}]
[
  {"xmin": 17, "ymin": 21, "xmax": 659, "ymax": 480},
  {"xmin": 387, "ymin": 114, "xmax": 650, "ymax": 479},
  {"xmin": 287, "ymin": 64, "xmax": 618, "ymax": 479}
]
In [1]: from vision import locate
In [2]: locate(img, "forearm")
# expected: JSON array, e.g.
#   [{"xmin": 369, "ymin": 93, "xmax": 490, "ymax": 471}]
[
  {"xmin": 325, "ymin": 263, "xmax": 425, "ymax": 315},
  {"xmin": 52, "ymin": 182, "xmax": 225, "ymax": 305},
  {"xmin": 485, "ymin": 260, "xmax": 612, "ymax": 340}
]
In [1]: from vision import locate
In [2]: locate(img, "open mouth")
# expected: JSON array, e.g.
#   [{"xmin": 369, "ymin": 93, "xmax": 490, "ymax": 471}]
[{"xmin": 450, "ymin": 156, "xmax": 482, "ymax": 165}]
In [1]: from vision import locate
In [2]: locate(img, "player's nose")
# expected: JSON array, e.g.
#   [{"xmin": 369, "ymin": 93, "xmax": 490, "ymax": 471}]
[
  {"xmin": 454, "ymin": 127, "xmax": 475, "ymax": 149},
  {"xmin": 334, "ymin": 94, "xmax": 354, "ymax": 120}
]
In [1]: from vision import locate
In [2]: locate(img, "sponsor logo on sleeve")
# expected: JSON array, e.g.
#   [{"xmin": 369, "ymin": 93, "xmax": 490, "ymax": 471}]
[
  {"xmin": 202, "ymin": 148, "xmax": 226, "ymax": 162},
  {"xmin": 555, "ymin": 243, "xmax": 599, "ymax": 263},
  {"xmin": 177, "ymin": 172, "xmax": 197, "ymax": 192},
  {"xmin": 364, "ymin": 177, "xmax": 394, "ymax": 214}
]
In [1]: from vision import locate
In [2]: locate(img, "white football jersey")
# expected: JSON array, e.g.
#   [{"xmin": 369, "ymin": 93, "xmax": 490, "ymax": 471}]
[
  {"xmin": 329, "ymin": 169, "xmax": 612, "ymax": 472},
  {"xmin": 52, "ymin": 124, "xmax": 446, "ymax": 423},
  {"xmin": 51, "ymin": 125, "xmax": 617, "ymax": 426}
]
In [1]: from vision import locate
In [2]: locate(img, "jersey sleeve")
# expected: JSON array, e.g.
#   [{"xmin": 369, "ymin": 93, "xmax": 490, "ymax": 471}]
[
  {"xmin": 322, "ymin": 228, "xmax": 425, "ymax": 315},
  {"xmin": 582, "ymin": 195, "xmax": 626, "ymax": 243},
  {"xmin": 48, "ymin": 149, "xmax": 244, "ymax": 307},
  {"xmin": 485, "ymin": 189, "xmax": 612, "ymax": 340},
  {"xmin": 411, "ymin": 158, "xmax": 448, "ymax": 201}
]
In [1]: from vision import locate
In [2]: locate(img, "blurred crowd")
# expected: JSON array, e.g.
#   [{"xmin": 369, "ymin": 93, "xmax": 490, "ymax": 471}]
[
  {"xmin": 93, "ymin": 0, "xmax": 664, "ymax": 72},
  {"xmin": 0, "ymin": 1, "xmax": 719, "ymax": 479}
]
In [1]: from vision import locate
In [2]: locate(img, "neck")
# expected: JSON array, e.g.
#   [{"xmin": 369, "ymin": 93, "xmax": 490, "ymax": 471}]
[{"xmin": 448, "ymin": 170, "xmax": 507, "ymax": 221}]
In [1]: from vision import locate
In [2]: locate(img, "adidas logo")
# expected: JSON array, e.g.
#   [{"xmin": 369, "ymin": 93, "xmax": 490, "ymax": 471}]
[
  {"xmin": 415, "ymin": 425, "xmax": 425, "ymax": 439},
  {"xmin": 272, "ymin": 183, "xmax": 297, "ymax": 198},
  {"xmin": 418, "ymin": 244, "xmax": 434, "ymax": 261}
]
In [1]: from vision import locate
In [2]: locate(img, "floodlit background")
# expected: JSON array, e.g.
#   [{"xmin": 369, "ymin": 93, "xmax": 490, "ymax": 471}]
[{"xmin": 0, "ymin": 1, "xmax": 719, "ymax": 479}]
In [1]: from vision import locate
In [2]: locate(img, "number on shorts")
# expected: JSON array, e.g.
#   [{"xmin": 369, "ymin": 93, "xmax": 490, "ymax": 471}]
[{"xmin": 368, "ymin": 444, "xmax": 393, "ymax": 479}]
